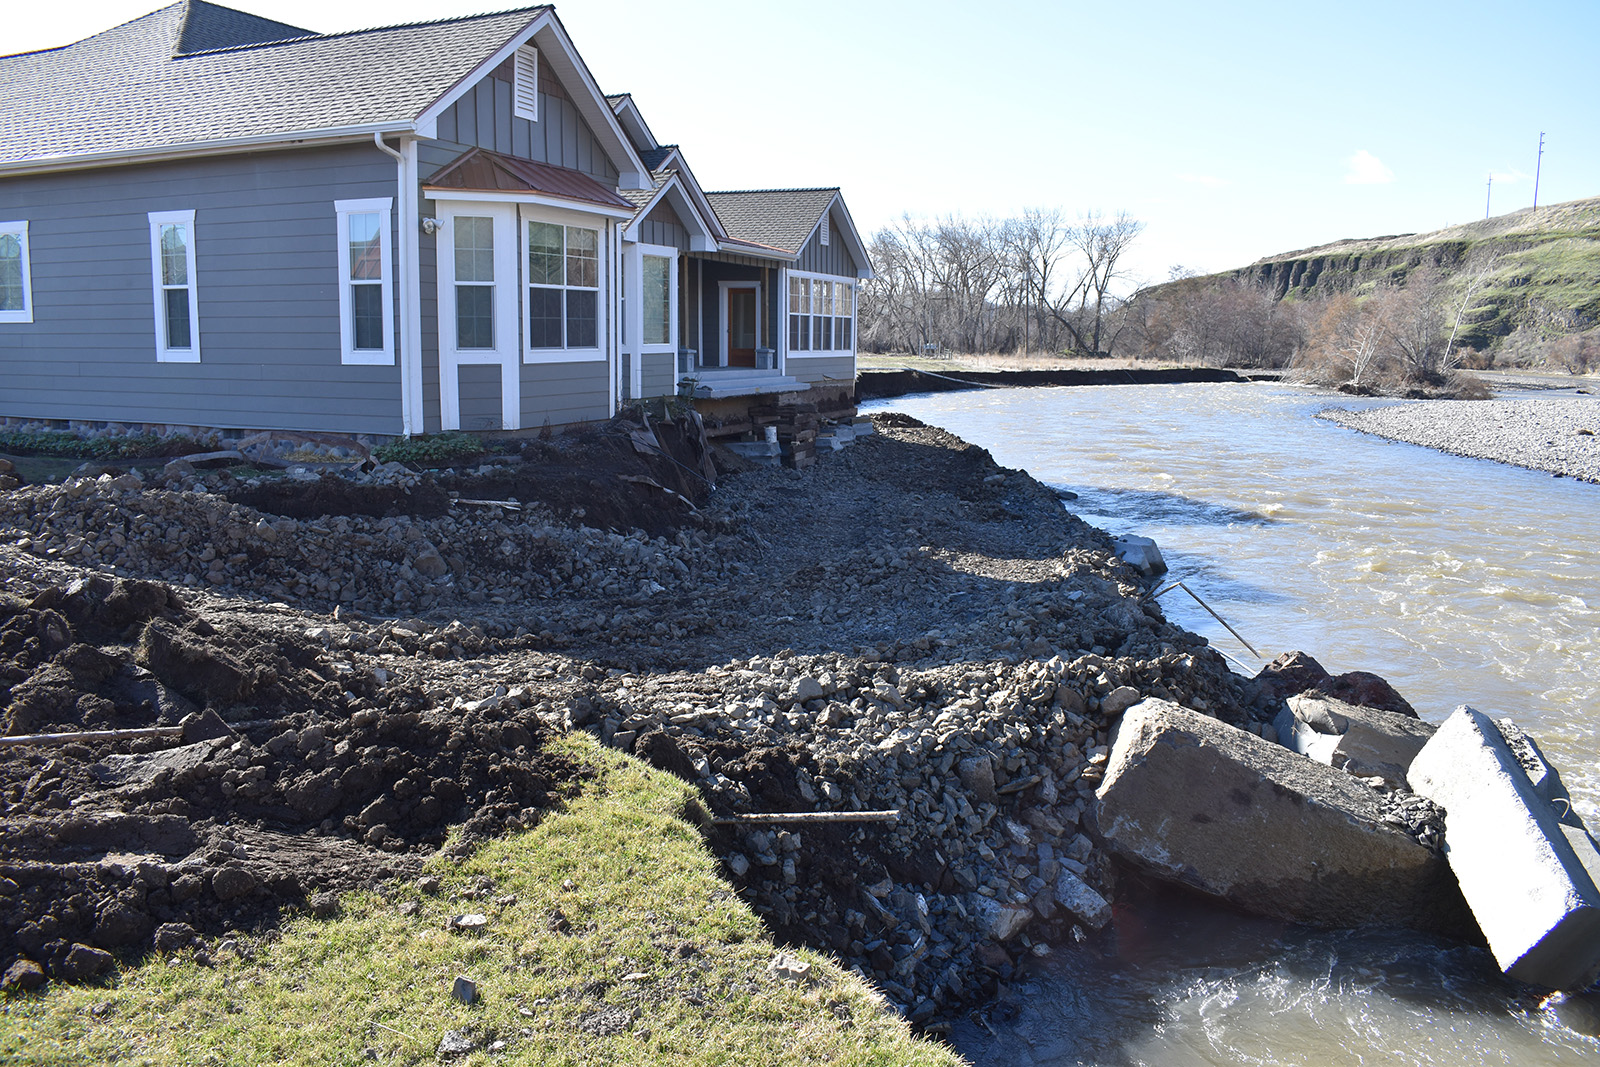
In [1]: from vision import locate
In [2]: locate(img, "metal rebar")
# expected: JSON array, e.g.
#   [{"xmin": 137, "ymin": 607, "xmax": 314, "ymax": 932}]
[{"xmin": 1150, "ymin": 580, "xmax": 1264, "ymax": 660}]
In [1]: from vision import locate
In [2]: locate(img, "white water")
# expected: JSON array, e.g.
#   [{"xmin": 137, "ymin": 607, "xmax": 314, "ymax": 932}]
[{"xmin": 861, "ymin": 382, "xmax": 1600, "ymax": 1066}]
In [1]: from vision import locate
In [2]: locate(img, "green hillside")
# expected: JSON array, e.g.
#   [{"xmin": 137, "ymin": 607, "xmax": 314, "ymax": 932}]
[{"xmin": 1227, "ymin": 196, "xmax": 1600, "ymax": 351}]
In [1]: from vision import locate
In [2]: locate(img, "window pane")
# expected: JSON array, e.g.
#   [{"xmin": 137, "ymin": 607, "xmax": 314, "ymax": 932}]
[
  {"xmin": 838, "ymin": 316, "xmax": 852, "ymax": 350},
  {"xmin": 454, "ymin": 217, "xmax": 494, "ymax": 283},
  {"xmin": 566, "ymin": 288, "xmax": 597, "ymax": 348},
  {"xmin": 0, "ymin": 234, "xmax": 20, "ymax": 311},
  {"xmin": 160, "ymin": 224, "xmax": 188, "ymax": 285},
  {"xmin": 352, "ymin": 283, "xmax": 383, "ymax": 349},
  {"xmin": 164, "ymin": 288, "xmax": 191, "ymax": 349},
  {"xmin": 811, "ymin": 314, "xmax": 823, "ymax": 350},
  {"xmin": 567, "ymin": 226, "xmax": 598, "ymax": 288},
  {"xmin": 528, "ymin": 286, "xmax": 562, "ymax": 347},
  {"xmin": 821, "ymin": 315, "xmax": 833, "ymax": 350},
  {"xmin": 348, "ymin": 212, "xmax": 382, "ymax": 281},
  {"xmin": 456, "ymin": 284, "xmax": 493, "ymax": 348},
  {"xmin": 790, "ymin": 313, "xmax": 806, "ymax": 351},
  {"xmin": 643, "ymin": 255, "xmax": 670, "ymax": 345},
  {"xmin": 797, "ymin": 277, "xmax": 810, "ymax": 315},
  {"xmin": 789, "ymin": 275, "xmax": 802, "ymax": 309},
  {"xmin": 527, "ymin": 221, "xmax": 563, "ymax": 285}
]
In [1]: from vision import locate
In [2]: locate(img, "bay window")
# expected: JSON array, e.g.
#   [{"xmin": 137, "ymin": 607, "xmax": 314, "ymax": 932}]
[
  {"xmin": 788, "ymin": 274, "xmax": 854, "ymax": 354},
  {"xmin": 526, "ymin": 220, "xmax": 600, "ymax": 354}
]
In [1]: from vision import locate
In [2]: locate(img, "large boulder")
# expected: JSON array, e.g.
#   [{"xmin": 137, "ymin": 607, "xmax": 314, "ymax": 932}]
[
  {"xmin": 1408, "ymin": 707, "xmax": 1600, "ymax": 990},
  {"xmin": 1254, "ymin": 651, "xmax": 1417, "ymax": 717},
  {"xmin": 1096, "ymin": 699, "xmax": 1465, "ymax": 931},
  {"xmin": 1275, "ymin": 693, "xmax": 1435, "ymax": 787}
]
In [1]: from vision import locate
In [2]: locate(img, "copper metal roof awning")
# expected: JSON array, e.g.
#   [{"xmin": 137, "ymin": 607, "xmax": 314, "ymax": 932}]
[{"xmin": 423, "ymin": 147, "xmax": 635, "ymax": 210}]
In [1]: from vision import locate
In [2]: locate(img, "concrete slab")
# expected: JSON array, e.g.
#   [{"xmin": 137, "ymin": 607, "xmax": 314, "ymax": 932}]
[
  {"xmin": 1408, "ymin": 706, "xmax": 1600, "ymax": 989},
  {"xmin": 1275, "ymin": 693, "xmax": 1435, "ymax": 787},
  {"xmin": 1111, "ymin": 535, "xmax": 1167, "ymax": 578},
  {"xmin": 1096, "ymin": 699, "xmax": 1465, "ymax": 931}
]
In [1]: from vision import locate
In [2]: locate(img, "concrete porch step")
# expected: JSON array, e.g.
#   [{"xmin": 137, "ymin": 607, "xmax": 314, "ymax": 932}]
[{"xmin": 690, "ymin": 372, "xmax": 811, "ymax": 400}]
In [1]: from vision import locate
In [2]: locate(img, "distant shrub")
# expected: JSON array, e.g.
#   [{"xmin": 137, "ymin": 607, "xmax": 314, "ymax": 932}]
[{"xmin": 373, "ymin": 432, "xmax": 487, "ymax": 465}]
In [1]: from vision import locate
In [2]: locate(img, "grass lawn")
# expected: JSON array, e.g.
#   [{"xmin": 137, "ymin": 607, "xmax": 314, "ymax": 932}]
[{"xmin": 1, "ymin": 735, "xmax": 964, "ymax": 1067}]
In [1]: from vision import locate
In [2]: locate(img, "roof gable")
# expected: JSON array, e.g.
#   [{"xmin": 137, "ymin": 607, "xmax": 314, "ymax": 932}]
[{"xmin": 0, "ymin": 3, "xmax": 551, "ymax": 170}]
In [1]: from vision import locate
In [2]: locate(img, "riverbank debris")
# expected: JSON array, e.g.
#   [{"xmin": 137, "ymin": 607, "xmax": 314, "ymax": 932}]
[
  {"xmin": 1409, "ymin": 706, "xmax": 1600, "ymax": 990},
  {"xmin": 1096, "ymin": 699, "xmax": 1466, "ymax": 931},
  {"xmin": 1273, "ymin": 693, "xmax": 1436, "ymax": 789},
  {"xmin": 1111, "ymin": 535, "xmax": 1167, "ymax": 578}
]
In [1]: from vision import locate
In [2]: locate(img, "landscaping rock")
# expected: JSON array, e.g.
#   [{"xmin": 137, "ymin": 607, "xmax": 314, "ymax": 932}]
[
  {"xmin": 1408, "ymin": 706, "xmax": 1600, "ymax": 990},
  {"xmin": 1096, "ymin": 699, "xmax": 1465, "ymax": 930},
  {"xmin": 437, "ymin": 1030, "xmax": 474, "ymax": 1056},
  {"xmin": 58, "ymin": 943, "xmax": 114, "ymax": 981},
  {"xmin": 1053, "ymin": 870, "xmax": 1111, "ymax": 930},
  {"xmin": 3, "ymin": 957, "xmax": 46, "ymax": 991}
]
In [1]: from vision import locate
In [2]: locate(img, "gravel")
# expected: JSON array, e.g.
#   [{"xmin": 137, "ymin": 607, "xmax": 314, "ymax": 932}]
[{"xmin": 1319, "ymin": 397, "xmax": 1600, "ymax": 483}]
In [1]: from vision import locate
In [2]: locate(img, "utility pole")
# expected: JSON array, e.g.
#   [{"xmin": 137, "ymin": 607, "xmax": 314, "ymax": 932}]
[
  {"xmin": 1486, "ymin": 173, "xmax": 1492, "ymax": 218},
  {"xmin": 1533, "ymin": 132, "xmax": 1545, "ymax": 209}
]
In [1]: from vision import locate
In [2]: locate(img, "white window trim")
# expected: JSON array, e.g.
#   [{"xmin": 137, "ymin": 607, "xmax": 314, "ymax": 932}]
[
  {"xmin": 635, "ymin": 242, "xmax": 678, "ymax": 355},
  {"xmin": 513, "ymin": 46, "xmax": 539, "ymax": 122},
  {"xmin": 437, "ymin": 204, "xmax": 520, "ymax": 431},
  {"xmin": 787, "ymin": 269, "xmax": 856, "ymax": 358},
  {"xmin": 335, "ymin": 197, "xmax": 395, "ymax": 366},
  {"xmin": 148, "ymin": 209, "xmax": 200, "ymax": 362},
  {"xmin": 0, "ymin": 220, "xmax": 33, "ymax": 324},
  {"xmin": 520, "ymin": 204, "xmax": 607, "ymax": 365}
]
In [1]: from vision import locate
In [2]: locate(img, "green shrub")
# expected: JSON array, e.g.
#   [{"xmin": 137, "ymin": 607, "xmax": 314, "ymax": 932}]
[
  {"xmin": 0, "ymin": 430, "xmax": 206, "ymax": 459},
  {"xmin": 372, "ymin": 431, "xmax": 487, "ymax": 465}
]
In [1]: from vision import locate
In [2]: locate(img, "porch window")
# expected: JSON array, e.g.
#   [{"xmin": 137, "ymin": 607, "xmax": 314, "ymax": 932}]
[
  {"xmin": 335, "ymin": 198, "xmax": 394, "ymax": 364},
  {"xmin": 526, "ymin": 221, "xmax": 600, "ymax": 352},
  {"xmin": 454, "ymin": 216, "xmax": 496, "ymax": 349},
  {"xmin": 0, "ymin": 220, "xmax": 31, "ymax": 324},
  {"xmin": 788, "ymin": 274, "xmax": 854, "ymax": 354},
  {"xmin": 148, "ymin": 210, "xmax": 199, "ymax": 362}
]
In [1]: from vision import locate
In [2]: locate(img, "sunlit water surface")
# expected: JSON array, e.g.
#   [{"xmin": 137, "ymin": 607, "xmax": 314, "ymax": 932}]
[{"xmin": 862, "ymin": 382, "xmax": 1600, "ymax": 1066}]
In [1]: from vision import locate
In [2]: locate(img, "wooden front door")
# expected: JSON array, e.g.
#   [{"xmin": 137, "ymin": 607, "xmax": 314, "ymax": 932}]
[{"xmin": 726, "ymin": 286, "xmax": 758, "ymax": 368}]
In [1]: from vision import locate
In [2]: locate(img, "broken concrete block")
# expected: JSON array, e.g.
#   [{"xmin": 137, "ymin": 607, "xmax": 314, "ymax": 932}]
[
  {"xmin": 1096, "ymin": 699, "xmax": 1464, "ymax": 931},
  {"xmin": 1275, "ymin": 693, "xmax": 1435, "ymax": 787},
  {"xmin": 1408, "ymin": 706, "xmax": 1600, "ymax": 990},
  {"xmin": 1111, "ymin": 535, "xmax": 1167, "ymax": 578}
]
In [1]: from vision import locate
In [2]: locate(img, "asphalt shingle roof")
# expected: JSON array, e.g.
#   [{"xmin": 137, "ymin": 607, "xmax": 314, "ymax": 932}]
[
  {"xmin": 704, "ymin": 188, "xmax": 838, "ymax": 255},
  {"xmin": 0, "ymin": 1, "xmax": 548, "ymax": 167}
]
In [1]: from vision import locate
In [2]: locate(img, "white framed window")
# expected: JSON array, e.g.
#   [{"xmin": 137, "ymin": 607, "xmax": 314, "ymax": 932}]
[
  {"xmin": 639, "ymin": 244, "xmax": 677, "ymax": 350},
  {"xmin": 513, "ymin": 45, "xmax": 538, "ymax": 121},
  {"xmin": 524, "ymin": 217, "xmax": 603, "ymax": 361},
  {"xmin": 148, "ymin": 209, "xmax": 199, "ymax": 362},
  {"xmin": 788, "ymin": 272, "xmax": 854, "ymax": 355},
  {"xmin": 335, "ymin": 198, "xmax": 394, "ymax": 365},
  {"xmin": 0, "ymin": 220, "xmax": 33, "ymax": 324}
]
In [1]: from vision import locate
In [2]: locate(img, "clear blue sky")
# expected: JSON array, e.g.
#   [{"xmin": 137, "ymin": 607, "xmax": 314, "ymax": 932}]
[{"xmin": 11, "ymin": 1, "xmax": 1598, "ymax": 286}]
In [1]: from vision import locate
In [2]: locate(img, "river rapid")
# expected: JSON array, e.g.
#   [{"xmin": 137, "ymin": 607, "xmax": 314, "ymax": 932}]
[{"xmin": 862, "ymin": 382, "xmax": 1600, "ymax": 1066}]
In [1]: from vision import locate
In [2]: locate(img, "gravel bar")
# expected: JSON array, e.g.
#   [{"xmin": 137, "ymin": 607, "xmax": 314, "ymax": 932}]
[{"xmin": 1318, "ymin": 397, "xmax": 1600, "ymax": 484}]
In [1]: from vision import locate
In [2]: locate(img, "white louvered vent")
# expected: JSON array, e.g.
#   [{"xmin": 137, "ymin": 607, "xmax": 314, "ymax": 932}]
[
  {"xmin": 820, "ymin": 215, "xmax": 830, "ymax": 246},
  {"xmin": 513, "ymin": 46, "xmax": 538, "ymax": 121}
]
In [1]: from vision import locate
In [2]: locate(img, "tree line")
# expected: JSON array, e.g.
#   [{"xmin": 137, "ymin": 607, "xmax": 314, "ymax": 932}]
[{"xmin": 859, "ymin": 212, "xmax": 1537, "ymax": 392}]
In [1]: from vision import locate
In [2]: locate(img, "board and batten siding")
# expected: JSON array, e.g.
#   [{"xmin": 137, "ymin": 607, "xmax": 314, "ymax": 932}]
[
  {"xmin": 637, "ymin": 200, "xmax": 688, "ymax": 252},
  {"xmin": 456, "ymin": 364, "xmax": 503, "ymax": 431},
  {"xmin": 795, "ymin": 206, "xmax": 859, "ymax": 278},
  {"xmin": 430, "ymin": 65, "xmax": 618, "ymax": 186},
  {"xmin": 0, "ymin": 145, "xmax": 403, "ymax": 435}
]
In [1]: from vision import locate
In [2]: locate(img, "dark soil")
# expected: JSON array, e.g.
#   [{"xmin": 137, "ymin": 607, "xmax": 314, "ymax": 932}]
[
  {"xmin": 0, "ymin": 574, "xmax": 589, "ymax": 981},
  {"xmin": 229, "ymin": 477, "xmax": 452, "ymax": 520}
]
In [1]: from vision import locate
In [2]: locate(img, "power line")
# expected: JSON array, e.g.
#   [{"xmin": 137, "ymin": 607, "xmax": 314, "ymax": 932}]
[{"xmin": 1533, "ymin": 131, "xmax": 1546, "ymax": 209}]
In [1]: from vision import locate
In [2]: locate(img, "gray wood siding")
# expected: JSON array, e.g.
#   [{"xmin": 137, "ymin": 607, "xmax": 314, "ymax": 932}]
[
  {"xmin": 796, "ymin": 207, "xmax": 859, "ymax": 277},
  {"xmin": 418, "ymin": 226, "xmax": 442, "ymax": 433},
  {"xmin": 787, "ymin": 354, "xmax": 854, "ymax": 384},
  {"xmin": 0, "ymin": 145, "xmax": 403, "ymax": 435},
  {"xmin": 519, "ymin": 361, "xmax": 609, "ymax": 428},
  {"xmin": 432, "ymin": 72, "xmax": 618, "ymax": 186},
  {"xmin": 457, "ymin": 364, "xmax": 503, "ymax": 431},
  {"xmin": 639, "ymin": 200, "xmax": 687, "ymax": 251},
  {"xmin": 641, "ymin": 352, "xmax": 675, "ymax": 397}
]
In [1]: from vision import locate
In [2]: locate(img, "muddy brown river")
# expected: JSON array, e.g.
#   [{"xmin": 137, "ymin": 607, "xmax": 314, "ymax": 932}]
[{"xmin": 864, "ymin": 381, "xmax": 1600, "ymax": 1066}]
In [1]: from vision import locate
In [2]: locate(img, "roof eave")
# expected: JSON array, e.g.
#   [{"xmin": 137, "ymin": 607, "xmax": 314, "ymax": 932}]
[{"xmin": 0, "ymin": 121, "xmax": 418, "ymax": 178}]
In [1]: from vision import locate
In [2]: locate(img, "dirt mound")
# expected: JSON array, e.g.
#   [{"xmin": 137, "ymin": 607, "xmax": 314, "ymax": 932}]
[{"xmin": 1, "ymin": 576, "xmax": 590, "ymax": 984}]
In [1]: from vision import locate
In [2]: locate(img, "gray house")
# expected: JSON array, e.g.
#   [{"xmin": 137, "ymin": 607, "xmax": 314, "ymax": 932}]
[{"xmin": 0, "ymin": 1, "xmax": 872, "ymax": 439}]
